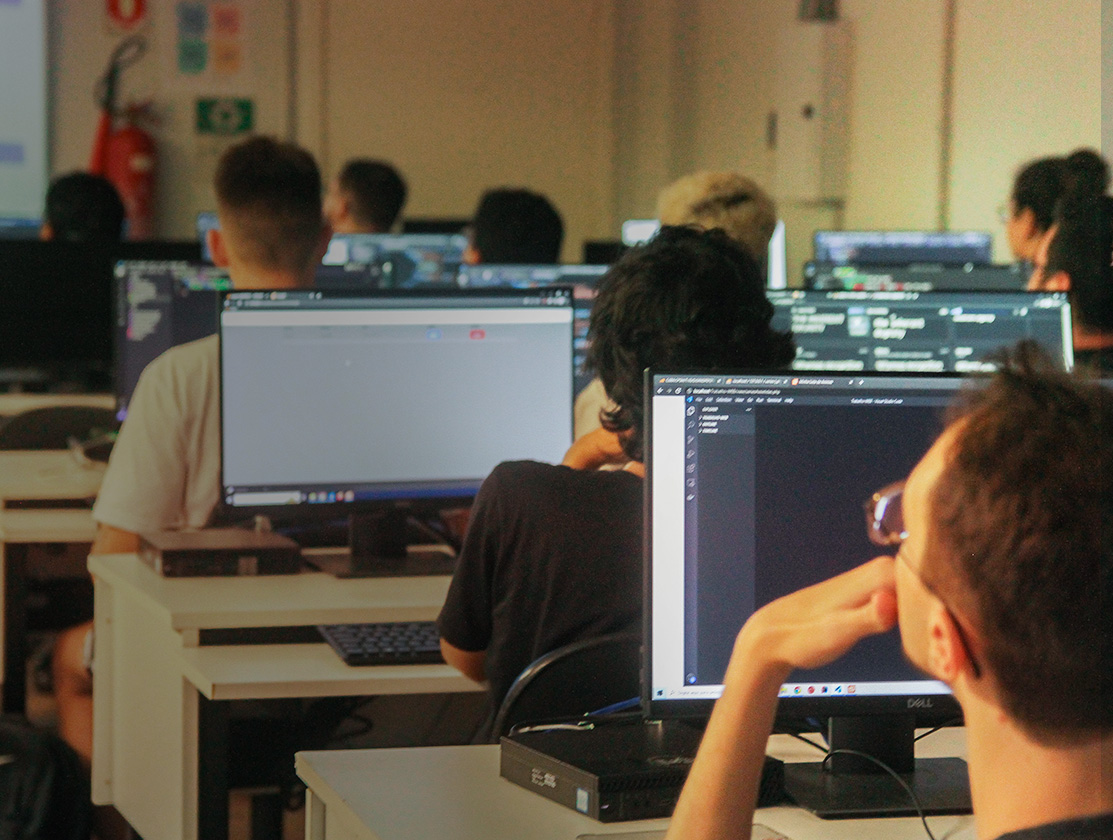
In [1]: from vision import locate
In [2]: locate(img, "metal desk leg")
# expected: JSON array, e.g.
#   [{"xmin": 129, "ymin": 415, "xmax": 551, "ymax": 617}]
[
  {"xmin": 197, "ymin": 695, "xmax": 230, "ymax": 840},
  {"xmin": 2, "ymin": 544, "xmax": 27, "ymax": 714}
]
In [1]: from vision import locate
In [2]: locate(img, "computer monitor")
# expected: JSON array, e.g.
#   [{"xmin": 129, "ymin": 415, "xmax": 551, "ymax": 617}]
[
  {"xmin": 0, "ymin": 241, "xmax": 115, "ymax": 389},
  {"xmin": 813, "ymin": 230, "xmax": 993, "ymax": 266},
  {"xmin": 770, "ymin": 289, "xmax": 1073, "ymax": 373},
  {"xmin": 621, "ymin": 219, "xmax": 659, "ymax": 246},
  {"xmin": 219, "ymin": 286, "xmax": 575, "ymax": 575},
  {"xmin": 803, "ymin": 261, "xmax": 1027, "ymax": 292},
  {"xmin": 316, "ymin": 232, "xmax": 468, "ymax": 288},
  {"xmin": 645, "ymin": 370, "xmax": 974, "ymax": 818},
  {"xmin": 766, "ymin": 219, "xmax": 787, "ymax": 290},
  {"xmin": 113, "ymin": 260, "xmax": 231, "ymax": 421},
  {"xmin": 456, "ymin": 263, "xmax": 608, "ymax": 396},
  {"xmin": 400, "ymin": 218, "xmax": 469, "ymax": 235},
  {"xmin": 0, "ymin": 217, "xmax": 41, "ymax": 239}
]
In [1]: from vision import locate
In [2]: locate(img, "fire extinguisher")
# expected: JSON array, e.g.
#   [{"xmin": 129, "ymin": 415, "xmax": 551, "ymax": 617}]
[{"xmin": 89, "ymin": 36, "xmax": 156, "ymax": 240}]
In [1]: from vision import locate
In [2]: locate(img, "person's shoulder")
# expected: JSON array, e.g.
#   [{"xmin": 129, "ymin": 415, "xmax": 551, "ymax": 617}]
[
  {"xmin": 486, "ymin": 460, "xmax": 640, "ymax": 498},
  {"xmin": 143, "ymin": 334, "xmax": 219, "ymax": 386},
  {"xmin": 994, "ymin": 813, "xmax": 1113, "ymax": 840}
]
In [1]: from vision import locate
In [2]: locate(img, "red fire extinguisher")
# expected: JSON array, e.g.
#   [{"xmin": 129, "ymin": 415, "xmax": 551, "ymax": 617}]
[{"xmin": 89, "ymin": 36, "xmax": 156, "ymax": 240}]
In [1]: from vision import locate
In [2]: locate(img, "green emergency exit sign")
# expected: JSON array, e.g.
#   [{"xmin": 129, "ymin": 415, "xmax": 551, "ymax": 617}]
[{"xmin": 196, "ymin": 98, "xmax": 254, "ymax": 135}]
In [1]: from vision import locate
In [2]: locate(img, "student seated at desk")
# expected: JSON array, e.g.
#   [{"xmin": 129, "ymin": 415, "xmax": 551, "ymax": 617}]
[
  {"xmin": 323, "ymin": 158, "xmax": 408, "ymax": 234},
  {"xmin": 1027, "ymin": 165, "xmax": 1113, "ymax": 374},
  {"xmin": 437, "ymin": 226, "xmax": 795, "ymax": 739},
  {"xmin": 1002, "ymin": 148, "xmax": 1105, "ymax": 264},
  {"xmin": 462, "ymin": 187, "xmax": 564, "ymax": 265},
  {"xmin": 52, "ymin": 136, "xmax": 330, "ymax": 776},
  {"xmin": 666, "ymin": 348, "xmax": 1112, "ymax": 840},
  {"xmin": 40, "ymin": 171, "xmax": 125, "ymax": 244},
  {"xmin": 574, "ymin": 170, "xmax": 778, "ymax": 440}
]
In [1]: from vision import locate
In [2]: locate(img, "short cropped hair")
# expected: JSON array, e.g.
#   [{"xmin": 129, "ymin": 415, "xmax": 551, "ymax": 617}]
[
  {"xmin": 44, "ymin": 172, "xmax": 126, "ymax": 243},
  {"xmin": 1011, "ymin": 148, "xmax": 1108, "ymax": 234},
  {"xmin": 214, "ymin": 136, "xmax": 323, "ymax": 274},
  {"xmin": 656, "ymin": 171, "xmax": 777, "ymax": 263},
  {"xmin": 1045, "ymin": 188, "xmax": 1113, "ymax": 332},
  {"xmin": 928, "ymin": 344, "xmax": 1111, "ymax": 743},
  {"xmin": 471, "ymin": 189, "xmax": 563, "ymax": 264},
  {"xmin": 587, "ymin": 226, "xmax": 795, "ymax": 461},
  {"xmin": 337, "ymin": 159, "xmax": 407, "ymax": 231}
]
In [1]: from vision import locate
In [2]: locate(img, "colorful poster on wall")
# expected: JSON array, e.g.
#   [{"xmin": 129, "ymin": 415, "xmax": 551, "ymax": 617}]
[{"xmin": 161, "ymin": 0, "xmax": 253, "ymax": 90}]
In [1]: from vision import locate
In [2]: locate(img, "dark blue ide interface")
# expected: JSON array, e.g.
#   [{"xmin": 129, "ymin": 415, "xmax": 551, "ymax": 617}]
[{"xmin": 646, "ymin": 371, "xmax": 976, "ymax": 818}]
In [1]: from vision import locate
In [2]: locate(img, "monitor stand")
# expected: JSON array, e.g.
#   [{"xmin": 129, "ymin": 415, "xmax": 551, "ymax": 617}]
[
  {"xmin": 304, "ymin": 509, "xmax": 456, "ymax": 578},
  {"xmin": 782, "ymin": 714, "xmax": 972, "ymax": 819}
]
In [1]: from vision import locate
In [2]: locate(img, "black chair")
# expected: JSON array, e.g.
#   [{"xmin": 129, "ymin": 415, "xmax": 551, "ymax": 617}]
[
  {"xmin": 0, "ymin": 406, "xmax": 119, "ymax": 451},
  {"xmin": 490, "ymin": 631, "xmax": 641, "ymax": 740}
]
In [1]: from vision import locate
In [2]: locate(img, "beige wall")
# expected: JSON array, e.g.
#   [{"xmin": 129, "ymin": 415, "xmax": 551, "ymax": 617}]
[
  {"xmin": 47, "ymin": 0, "xmax": 1102, "ymax": 267},
  {"xmin": 315, "ymin": 0, "xmax": 615, "ymax": 263},
  {"xmin": 48, "ymin": 0, "xmax": 293, "ymax": 240},
  {"xmin": 949, "ymin": 0, "xmax": 1102, "ymax": 261}
]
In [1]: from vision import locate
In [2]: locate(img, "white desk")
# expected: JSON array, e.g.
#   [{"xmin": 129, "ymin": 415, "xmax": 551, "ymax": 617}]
[
  {"xmin": 89, "ymin": 553, "xmax": 479, "ymax": 840},
  {"xmin": 0, "ymin": 450, "xmax": 106, "ymax": 507},
  {"xmin": 0, "ymin": 392, "xmax": 114, "ymax": 417},
  {"xmin": 0, "ymin": 449, "xmax": 103, "ymax": 711},
  {"xmin": 296, "ymin": 731, "xmax": 976, "ymax": 840}
]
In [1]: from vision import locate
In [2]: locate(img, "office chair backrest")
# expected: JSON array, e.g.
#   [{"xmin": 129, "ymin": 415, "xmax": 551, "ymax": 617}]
[
  {"xmin": 0, "ymin": 406, "xmax": 119, "ymax": 451},
  {"xmin": 490, "ymin": 631, "xmax": 641, "ymax": 741}
]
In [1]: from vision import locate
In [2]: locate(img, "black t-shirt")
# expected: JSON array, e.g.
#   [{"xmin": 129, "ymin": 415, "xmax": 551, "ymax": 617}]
[
  {"xmin": 437, "ymin": 460, "xmax": 643, "ymax": 733},
  {"xmin": 995, "ymin": 813, "xmax": 1113, "ymax": 840}
]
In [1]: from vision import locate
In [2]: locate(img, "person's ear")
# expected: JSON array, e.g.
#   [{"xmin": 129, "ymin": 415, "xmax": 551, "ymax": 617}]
[
  {"xmin": 208, "ymin": 228, "xmax": 231, "ymax": 268},
  {"xmin": 39, "ymin": 222, "xmax": 53, "ymax": 241},
  {"xmin": 1014, "ymin": 207, "xmax": 1038, "ymax": 243},
  {"xmin": 926, "ymin": 603, "xmax": 976, "ymax": 683},
  {"xmin": 463, "ymin": 244, "xmax": 481, "ymax": 265},
  {"xmin": 1041, "ymin": 269, "xmax": 1071, "ymax": 292}
]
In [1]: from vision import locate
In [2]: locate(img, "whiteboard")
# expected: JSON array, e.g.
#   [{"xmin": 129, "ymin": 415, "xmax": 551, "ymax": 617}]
[{"xmin": 0, "ymin": 0, "xmax": 47, "ymax": 220}]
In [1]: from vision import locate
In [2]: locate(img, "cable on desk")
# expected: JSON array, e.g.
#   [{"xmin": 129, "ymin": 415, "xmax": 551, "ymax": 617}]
[
  {"xmin": 821, "ymin": 748, "xmax": 939, "ymax": 840},
  {"xmin": 914, "ymin": 717, "xmax": 963, "ymax": 742}
]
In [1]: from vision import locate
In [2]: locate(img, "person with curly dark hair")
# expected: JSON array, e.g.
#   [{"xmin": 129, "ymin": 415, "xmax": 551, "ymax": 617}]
[
  {"xmin": 666, "ymin": 345, "xmax": 1111, "ymax": 840},
  {"xmin": 437, "ymin": 226, "xmax": 794, "ymax": 739}
]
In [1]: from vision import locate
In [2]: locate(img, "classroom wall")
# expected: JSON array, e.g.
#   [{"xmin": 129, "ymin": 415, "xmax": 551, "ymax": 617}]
[
  {"xmin": 46, "ymin": 0, "xmax": 1100, "ymax": 269},
  {"xmin": 48, "ymin": 0, "xmax": 293, "ymax": 241}
]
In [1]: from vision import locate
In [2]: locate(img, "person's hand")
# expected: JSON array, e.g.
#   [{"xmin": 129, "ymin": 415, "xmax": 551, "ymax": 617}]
[
  {"xmin": 561, "ymin": 427, "xmax": 629, "ymax": 470},
  {"xmin": 731, "ymin": 555, "xmax": 898, "ymax": 683}
]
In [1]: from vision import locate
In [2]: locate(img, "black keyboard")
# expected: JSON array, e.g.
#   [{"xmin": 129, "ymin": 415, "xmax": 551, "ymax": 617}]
[{"xmin": 317, "ymin": 621, "xmax": 445, "ymax": 666}]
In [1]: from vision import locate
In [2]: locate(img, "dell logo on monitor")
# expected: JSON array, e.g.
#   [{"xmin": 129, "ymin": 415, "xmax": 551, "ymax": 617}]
[{"xmin": 908, "ymin": 698, "xmax": 934, "ymax": 709}]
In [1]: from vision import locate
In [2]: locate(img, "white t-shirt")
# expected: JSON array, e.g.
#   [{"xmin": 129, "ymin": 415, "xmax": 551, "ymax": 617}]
[
  {"xmin": 93, "ymin": 335, "xmax": 221, "ymax": 534},
  {"xmin": 573, "ymin": 376, "xmax": 616, "ymax": 440}
]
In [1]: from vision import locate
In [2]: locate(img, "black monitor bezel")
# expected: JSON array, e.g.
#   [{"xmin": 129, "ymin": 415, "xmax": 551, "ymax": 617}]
[
  {"xmin": 641, "ymin": 368, "xmax": 969, "ymax": 727},
  {"xmin": 214, "ymin": 284, "xmax": 577, "ymax": 525},
  {"xmin": 811, "ymin": 229, "xmax": 994, "ymax": 266}
]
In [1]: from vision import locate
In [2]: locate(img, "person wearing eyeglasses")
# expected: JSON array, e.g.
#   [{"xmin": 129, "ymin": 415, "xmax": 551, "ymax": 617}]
[
  {"xmin": 666, "ymin": 346, "xmax": 1111, "ymax": 840},
  {"xmin": 1026, "ymin": 172, "xmax": 1113, "ymax": 374},
  {"xmin": 1001, "ymin": 149, "xmax": 1106, "ymax": 264}
]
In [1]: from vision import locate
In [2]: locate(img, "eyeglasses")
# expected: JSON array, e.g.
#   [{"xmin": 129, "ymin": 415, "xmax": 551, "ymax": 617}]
[{"xmin": 863, "ymin": 482, "xmax": 982, "ymax": 678}]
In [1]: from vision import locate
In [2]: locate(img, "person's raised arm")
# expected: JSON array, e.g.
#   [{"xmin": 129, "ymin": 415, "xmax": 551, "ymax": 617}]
[
  {"xmin": 561, "ymin": 427, "xmax": 629, "ymax": 471},
  {"xmin": 90, "ymin": 523, "xmax": 140, "ymax": 555},
  {"xmin": 665, "ymin": 556, "xmax": 898, "ymax": 840}
]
